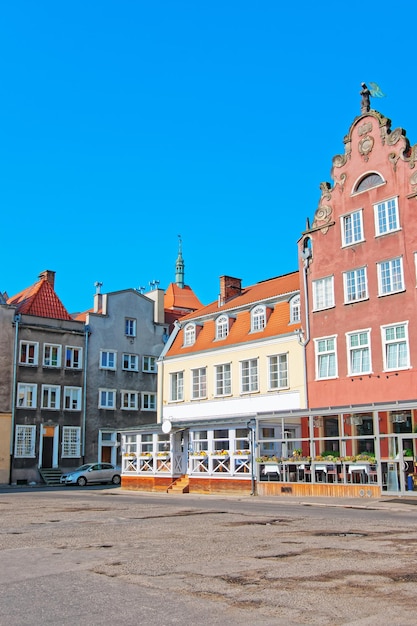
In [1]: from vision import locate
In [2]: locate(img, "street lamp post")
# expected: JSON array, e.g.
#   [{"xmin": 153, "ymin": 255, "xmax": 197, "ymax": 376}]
[{"xmin": 247, "ymin": 418, "xmax": 257, "ymax": 496}]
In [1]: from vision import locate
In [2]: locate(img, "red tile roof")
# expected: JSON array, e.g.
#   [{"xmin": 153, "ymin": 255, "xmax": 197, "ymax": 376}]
[
  {"xmin": 167, "ymin": 271, "xmax": 300, "ymax": 356},
  {"xmin": 7, "ymin": 275, "xmax": 72, "ymax": 320},
  {"xmin": 164, "ymin": 283, "xmax": 203, "ymax": 311}
]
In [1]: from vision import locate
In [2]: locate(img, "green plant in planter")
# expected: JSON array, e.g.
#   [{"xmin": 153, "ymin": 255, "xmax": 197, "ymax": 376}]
[{"xmin": 404, "ymin": 448, "xmax": 414, "ymax": 457}]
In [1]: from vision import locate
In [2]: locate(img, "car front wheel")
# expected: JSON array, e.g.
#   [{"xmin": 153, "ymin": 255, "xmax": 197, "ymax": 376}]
[
  {"xmin": 77, "ymin": 476, "xmax": 87, "ymax": 486},
  {"xmin": 111, "ymin": 475, "xmax": 121, "ymax": 485}
]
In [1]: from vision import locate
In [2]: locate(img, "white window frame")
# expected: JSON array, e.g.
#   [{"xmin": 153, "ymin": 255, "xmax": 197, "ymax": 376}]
[
  {"xmin": 15, "ymin": 425, "xmax": 36, "ymax": 457},
  {"xmin": 19, "ymin": 341, "xmax": 39, "ymax": 366},
  {"xmin": 377, "ymin": 257, "xmax": 404, "ymax": 296},
  {"xmin": 241, "ymin": 359, "xmax": 258, "ymax": 393},
  {"xmin": 43, "ymin": 343, "xmax": 61, "ymax": 368},
  {"xmin": 268, "ymin": 354, "xmax": 289, "ymax": 390},
  {"xmin": 191, "ymin": 367, "xmax": 207, "ymax": 400},
  {"xmin": 17, "ymin": 383, "xmax": 37, "ymax": 408},
  {"xmin": 341, "ymin": 209, "xmax": 364, "ymax": 246},
  {"xmin": 170, "ymin": 371, "xmax": 184, "ymax": 402},
  {"xmin": 99, "ymin": 388, "xmax": 116, "ymax": 409},
  {"xmin": 183, "ymin": 323, "xmax": 196, "ymax": 346},
  {"xmin": 312, "ymin": 276, "xmax": 335, "ymax": 311},
  {"xmin": 382, "ymin": 322, "xmax": 410, "ymax": 371},
  {"xmin": 215, "ymin": 363, "xmax": 231, "ymax": 396},
  {"xmin": 251, "ymin": 306, "xmax": 266, "ymax": 332},
  {"xmin": 142, "ymin": 392, "xmax": 157, "ymax": 411},
  {"xmin": 122, "ymin": 353, "xmax": 139, "ymax": 371},
  {"xmin": 125, "ymin": 318, "xmax": 137, "ymax": 337},
  {"xmin": 64, "ymin": 386, "xmax": 82, "ymax": 411},
  {"xmin": 216, "ymin": 315, "xmax": 229, "ymax": 340},
  {"xmin": 62, "ymin": 426, "xmax": 81, "ymax": 458},
  {"xmin": 374, "ymin": 197, "xmax": 399, "ymax": 237},
  {"xmin": 65, "ymin": 346, "xmax": 82, "ymax": 369},
  {"xmin": 346, "ymin": 329, "xmax": 372, "ymax": 376},
  {"xmin": 100, "ymin": 350, "xmax": 117, "ymax": 370},
  {"xmin": 142, "ymin": 355, "xmax": 157, "ymax": 373},
  {"xmin": 290, "ymin": 295, "xmax": 301, "ymax": 324},
  {"xmin": 121, "ymin": 390, "xmax": 139, "ymax": 410},
  {"xmin": 315, "ymin": 336, "xmax": 337, "ymax": 380},
  {"xmin": 343, "ymin": 267, "xmax": 368, "ymax": 303},
  {"xmin": 41, "ymin": 384, "xmax": 61, "ymax": 409}
]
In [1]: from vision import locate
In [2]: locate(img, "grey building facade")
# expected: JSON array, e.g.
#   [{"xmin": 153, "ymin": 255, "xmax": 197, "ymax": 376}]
[{"xmin": 82, "ymin": 287, "xmax": 168, "ymax": 465}]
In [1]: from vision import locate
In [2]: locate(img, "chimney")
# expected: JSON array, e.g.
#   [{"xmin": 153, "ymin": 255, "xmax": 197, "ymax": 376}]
[
  {"xmin": 219, "ymin": 276, "xmax": 242, "ymax": 305},
  {"xmin": 38, "ymin": 270, "xmax": 56, "ymax": 289},
  {"xmin": 145, "ymin": 287, "xmax": 165, "ymax": 323}
]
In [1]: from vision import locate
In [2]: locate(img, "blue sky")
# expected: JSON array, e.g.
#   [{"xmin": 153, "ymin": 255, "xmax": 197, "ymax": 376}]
[{"xmin": 2, "ymin": 1, "xmax": 417, "ymax": 314}]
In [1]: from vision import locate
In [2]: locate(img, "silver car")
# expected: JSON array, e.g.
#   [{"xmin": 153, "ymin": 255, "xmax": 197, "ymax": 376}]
[{"xmin": 60, "ymin": 463, "xmax": 121, "ymax": 486}]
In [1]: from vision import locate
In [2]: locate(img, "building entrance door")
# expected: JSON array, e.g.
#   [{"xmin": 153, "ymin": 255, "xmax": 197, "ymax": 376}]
[
  {"xmin": 384, "ymin": 435, "xmax": 417, "ymax": 495},
  {"xmin": 42, "ymin": 434, "xmax": 54, "ymax": 468}
]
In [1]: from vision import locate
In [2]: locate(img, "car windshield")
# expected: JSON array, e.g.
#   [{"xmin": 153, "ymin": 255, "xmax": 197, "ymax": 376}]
[{"xmin": 74, "ymin": 464, "xmax": 92, "ymax": 472}]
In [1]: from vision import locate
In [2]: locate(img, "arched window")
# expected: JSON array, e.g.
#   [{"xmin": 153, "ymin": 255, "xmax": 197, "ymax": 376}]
[
  {"xmin": 183, "ymin": 323, "xmax": 196, "ymax": 346},
  {"xmin": 355, "ymin": 173, "xmax": 384, "ymax": 193},
  {"xmin": 290, "ymin": 295, "xmax": 301, "ymax": 324},
  {"xmin": 251, "ymin": 305, "xmax": 266, "ymax": 332},
  {"xmin": 216, "ymin": 315, "xmax": 229, "ymax": 340}
]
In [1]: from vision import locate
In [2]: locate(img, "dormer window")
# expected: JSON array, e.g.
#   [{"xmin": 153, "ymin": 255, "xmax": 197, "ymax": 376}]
[
  {"xmin": 251, "ymin": 305, "xmax": 266, "ymax": 332},
  {"xmin": 216, "ymin": 315, "xmax": 229, "ymax": 340},
  {"xmin": 183, "ymin": 323, "xmax": 196, "ymax": 346},
  {"xmin": 290, "ymin": 295, "xmax": 301, "ymax": 324}
]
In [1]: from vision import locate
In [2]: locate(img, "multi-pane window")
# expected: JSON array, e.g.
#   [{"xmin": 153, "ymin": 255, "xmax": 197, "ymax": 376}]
[
  {"xmin": 100, "ymin": 351, "xmax": 116, "ymax": 370},
  {"xmin": 143, "ymin": 355, "xmax": 157, "ymax": 373},
  {"xmin": 269, "ymin": 354, "xmax": 288, "ymax": 389},
  {"xmin": 41, "ymin": 385, "xmax": 60, "ymax": 409},
  {"xmin": 192, "ymin": 367, "xmax": 207, "ymax": 399},
  {"xmin": 170, "ymin": 372, "xmax": 184, "ymax": 401},
  {"xmin": 65, "ymin": 346, "xmax": 82, "ymax": 369},
  {"xmin": 19, "ymin": 341, "xmax": 38, "ymax": 365},
  {"xmin": 64, "ymin": 386, "xmax": 82, "ymax": 410},
  {"xmin": 315, "ymin": 337, "xmax": 337, "ymax": 379},
  {"xmin": 213, "ymin": 429, "xmax": 229, "ymax": 452},
  {"xmin": 347, "ymin": 330, "xmax": 371, "ymax": 375},
  {"xmin": 62, "ymin": 426, "xmax": 81, "ymax": 457},
  {"xmin": 142, "ymin": 392, "xmax": 156, "ymax": 411},
  {"xmin": 184, "ymin": 323, "xmax": 196, "ymax": 346},
  {"xmin": 15, "ymin": 425, "xmax": 36, "ymax": 457},
  {"xmin": 312, "ymin": 276, "xmax": 334, "ymax": 311},
  {"xmin": 99, "ymin": 389, "xmax": 116, "ymax": 409},
  {"xmin": 343, "ymin": 267, "xmax": 368, "ymax": 303},
  {"xmin": 122, "ymin": 353, "xmax": 139, "ymax": 371},
  {"xmin": 342, "ymin": 209, "xmax": 364, "ymax": 246},
  {"xmin": 251, "ymin": 306, "xmax": 266, "ymax": 332},
  {"xmin": 377, "ymin": 257, "xmax": 404, "ymax": 295},
  {"xmin": 216, "ymin": 315, "xmax": 229, "ymax": 340},
  {"xmin": 382, "ymin": 323, "xmax": 409, "ymax": 371},
  {"xmin": 121, "ymin": 390, "xmax": 138, "ymax": 410},
  {"xmin": 241, "ymin": 359, "xmax": 258, "ymax": 393},
  {"xmin": 215, "ymin": 363, "xmax": 231, "ymax": 396},
  {"xmin": 125, "ymin": 318, "xmax": 136, "ymax": 337},
  {"xmin": 290, "ymin": 295, "xmax": 301, "ymax": 323},
  {"xmin": 191, "ymin": 430, "xmax": 208, "ymax": 454},
  {"xmin": 17, "ymin": 383, "xmax": 37, "ymax": 408},
  {"xmin": 375, "ymin": 197, "xmax": 399, "ymax": 236},
  {"xmin": 43, "ymin": 344, "xmax": 61, "ymax": 367}
]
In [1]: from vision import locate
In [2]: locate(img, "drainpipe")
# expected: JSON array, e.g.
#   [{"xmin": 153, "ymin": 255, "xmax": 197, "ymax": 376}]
[
  {"xmin": 81, "ymin": 325, "xmax": 90, "ymax": 462},
  {"xmin": 297, "ymin": 255, "xmax": 311, "ymax": 457},
  {"xmin": 9, "ymin": 313, "xmax": 21, "ymax": 484}
]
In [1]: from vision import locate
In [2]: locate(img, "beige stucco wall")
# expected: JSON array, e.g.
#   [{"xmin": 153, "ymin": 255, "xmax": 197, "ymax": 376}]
[
  {"xmin": 0, "ymin": 413, "xmax": 11, "ymax": 484},
  {"xmin": 159, "ymin": 335, "xmax": 306, "ymax": 422}
]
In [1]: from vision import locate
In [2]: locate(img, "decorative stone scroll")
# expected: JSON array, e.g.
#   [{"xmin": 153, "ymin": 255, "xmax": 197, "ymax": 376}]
[{"xmin": 358, "ymin": 135, "xmax": 374, "ymax": 161}]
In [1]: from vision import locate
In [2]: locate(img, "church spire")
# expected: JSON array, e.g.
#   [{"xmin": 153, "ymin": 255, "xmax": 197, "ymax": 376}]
[{"xmin": 175, "ymin": 234, "xmax": 185, "ymax": 288}]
